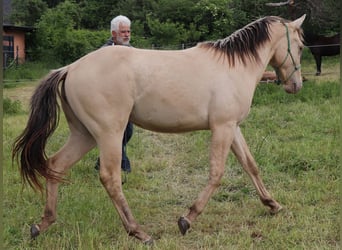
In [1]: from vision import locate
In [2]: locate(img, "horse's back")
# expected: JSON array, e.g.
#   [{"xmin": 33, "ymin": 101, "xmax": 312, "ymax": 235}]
[{"xmin": 306, "ymin": 33, "xmax": 340, "ymax": 56}]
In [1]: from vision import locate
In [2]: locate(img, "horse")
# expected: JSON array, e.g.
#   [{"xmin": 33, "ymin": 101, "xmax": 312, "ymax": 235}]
[
  {"xmin": 261, "ymin": 70, "xmax": 279, "ymax": 83},
  {"xmin": 304, "ymin": 33, "xmax": 340, "ymax": 75},
  {"xmin": 12, "ymin": 15, "xmax": 306, "ymax": 244}
]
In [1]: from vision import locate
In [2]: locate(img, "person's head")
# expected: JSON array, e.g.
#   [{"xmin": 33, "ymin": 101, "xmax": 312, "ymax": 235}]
[{"xmin": 111, "ymin": 15, "xmax": 131, "ymax": 45}]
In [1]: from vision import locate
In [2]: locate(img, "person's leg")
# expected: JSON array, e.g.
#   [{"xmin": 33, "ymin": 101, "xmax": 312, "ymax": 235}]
[
  {"xmin": 121, "ymin": 146, "xmax": 131, "ymax": 172},
  {"xmin": 121, "ymin": 122, "xmax": 133, "ymax": 172},
  {"xmin": 94, "ymin": 157, "xmax": 100, "ymax": 170}
]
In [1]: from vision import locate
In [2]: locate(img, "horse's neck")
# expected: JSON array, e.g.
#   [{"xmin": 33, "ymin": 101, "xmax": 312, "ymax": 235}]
[
  {"xmin": 304, "ymin": 33, "xmax": 319, "ymax": 45},
  {"xmin": 256, "ymin": 26, "xmax": 289, "ymax": 76},
  {"xmin": 247, "ymin": 43, "xmax": 275, "ymax": 84}
]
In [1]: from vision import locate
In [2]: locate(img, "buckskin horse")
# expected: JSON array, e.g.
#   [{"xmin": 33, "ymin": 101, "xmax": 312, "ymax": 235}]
[
  {"xmin": 12, "ymin": 15, "xmax": 306, "ymax": 244},
  {"xmin": 305, "ymin": 33, "xmax": 340, "ymax": 75}
]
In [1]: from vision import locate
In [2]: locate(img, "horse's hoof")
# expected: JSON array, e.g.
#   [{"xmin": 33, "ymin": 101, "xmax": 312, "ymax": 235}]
[
  {"xmin": 315, "ymin": 72, "xmax": 321, "ymax": 76},
  {"xmin": 143, "ymin": 238, "xmax": 154, "ymax": 245},
  {"xmin": 270, "ymin": 205, "xmax": 283, "ymax": 215},
  {"xmin": 178, "ymin": 216, "xmax": 190, "ymax": 235},
  {"xmin": 30, "ymin": 224, "xmax": 40, "ymax": 239}
]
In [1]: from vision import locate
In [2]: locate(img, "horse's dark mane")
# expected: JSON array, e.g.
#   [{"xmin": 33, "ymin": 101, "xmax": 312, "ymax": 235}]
[{"xmin": 198, "ymin": 16, "xmax": 286, "ymax": 66}]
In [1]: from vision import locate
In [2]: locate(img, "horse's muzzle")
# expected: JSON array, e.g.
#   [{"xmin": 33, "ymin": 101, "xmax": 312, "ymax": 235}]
[{"xmin": 284, "ymin": 81, "xmax": 302, "ymax": 94}]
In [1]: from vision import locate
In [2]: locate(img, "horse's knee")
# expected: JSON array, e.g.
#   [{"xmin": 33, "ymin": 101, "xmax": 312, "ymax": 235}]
[
  {"xmin": 99, "ymin": 168, "xmax": 113, "ymax": 183},
  {"xmin": 209, "ymin": 168, "xmax": 224, "ymax": 187},
  {"xmin": 99, "ymin": 171, "xmax": 108, "ymax": 184}
]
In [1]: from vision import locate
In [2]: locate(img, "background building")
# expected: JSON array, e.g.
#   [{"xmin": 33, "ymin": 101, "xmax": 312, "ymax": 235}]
[{"xmin": 3, "ymin": 0, "xmax": 33, "ymax": 68}]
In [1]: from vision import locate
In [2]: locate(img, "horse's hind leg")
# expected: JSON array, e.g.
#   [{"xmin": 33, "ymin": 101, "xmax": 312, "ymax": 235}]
[
  {"xmin": 178, "ymin": 123, "xmax": 235, "ymax": 235},
  {"xmin": 231, "ymin": 127, "xmax": 282, "ymax": 214},
  {"xmin": 97, "ymin": 134, "xmax": 153, "ymax": 244},
  {"xmin": 31, "ymin": 131, "xmax": 96, "ymax": 238}
]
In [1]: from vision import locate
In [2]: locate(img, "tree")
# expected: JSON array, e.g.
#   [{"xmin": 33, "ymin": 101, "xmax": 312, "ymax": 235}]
[
  {"xmin": 116, "ymin": 0, "xmax": 234, "ymax": 46},
  {"xmin": 10, "ymin": 0, "xmax": 48, "ymax": 26},
  {"xmin": 78, "ymin": 0, "xmax": 117, "ymax": 30},
  {"xmin": 262, "ymin": 0, "xmax": 340, "ymax": 34},
  {"xmin": 33, "ymin": 0, "xmax": 106, "ymax": 63},
  {"xmin": 229, "ymin": 0, "xmax": 339, "ymax": 35},
  {"xmin": 193, "ymin": 0, "xmax": 233, "ymax": 40},
  {"xmin": 19, "ymin": 0, "xmax": 339, "ymax": 65},
  {"xmin": 146, "ymin": 16, "xmax": 190, "ymax": 47},
  {"xmin": 293, "ymin": 0, "xmax": 340, "ymax": 35},
  {"xmin": 42, "ymin": 0, "xmax": 64, "ymax": 8}
]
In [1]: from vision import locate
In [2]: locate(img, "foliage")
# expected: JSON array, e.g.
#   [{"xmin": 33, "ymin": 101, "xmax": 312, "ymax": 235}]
[
  {"xmin": 3, "ymin": 98, "xmax": 23, "ymax": 115},
  {"xmin": 192, "ymin": 0, "xmax": 234, "ymax": 40},
  {"xmin": 52, "ymin": 29, "xmax": 109, "ymax": 64},
  {"xmin": 10, "ymin": 0, "xmax": 48, "ymax": 26},
  {"xmin": 33, "ymin": 0, "xmax": 78, "ymax": 61},
  {"xmin": 292, "ymin": 0, "xmax": 341, "ymax": 34},
  {"xmin": 33, "ymin": 1, "xmax": 108, "ymax": 64},
  {"xmin": 78, "ymin": 0, "xmax": 117, "ymax": 29},
  {"xmin": 229, "ymin": 0, "xmax": 277, "ymax": 29},
  {"xmin": 146, "ymin": 16, "xmax": 189, "ymax": 47},
  {"xmin": 9, "ymin": 0, "xmax": 340, "ymax": 64},
  {"xmin": 3, "ymin": 61, "xmax": 56, "ymax": 80}
]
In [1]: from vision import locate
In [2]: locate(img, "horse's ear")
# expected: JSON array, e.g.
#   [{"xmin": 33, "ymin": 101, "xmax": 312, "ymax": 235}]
[{"xmin": 291, "ymin": 14, "xmax": 306, "ymax": 29}]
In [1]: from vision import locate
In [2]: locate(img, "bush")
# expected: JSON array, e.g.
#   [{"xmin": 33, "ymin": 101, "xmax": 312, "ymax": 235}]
[
  {"xmin": 33, "ymin": 0, "xmax": 109, "ymax": 64},
  {"xmin": 54, "ymin": 29, "xmax": 108, "ymax": 64},
  {"xmin": 3, "ymin": 98, "xmax": 23, "ymax": 115},
  {"xmin": 3, "ymin": 61, "xmax": 56, "ymax": 81}
]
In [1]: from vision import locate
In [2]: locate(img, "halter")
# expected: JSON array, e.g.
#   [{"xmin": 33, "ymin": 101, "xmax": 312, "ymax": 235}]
[{"xmin": 274, "ymin": 22, "xmax": 301, "ymax": 85}]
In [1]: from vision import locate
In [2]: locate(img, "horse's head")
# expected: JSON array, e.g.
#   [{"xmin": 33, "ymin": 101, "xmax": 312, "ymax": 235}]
[{"xmin": 270, "ymin": 15, "xmax": 306, "ymax": 94}]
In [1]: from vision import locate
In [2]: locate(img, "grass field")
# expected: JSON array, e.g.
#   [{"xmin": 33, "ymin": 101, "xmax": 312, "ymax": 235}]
[{"xmin": 3, "ymin": 55, "xmax": 340, "ymax": 249}]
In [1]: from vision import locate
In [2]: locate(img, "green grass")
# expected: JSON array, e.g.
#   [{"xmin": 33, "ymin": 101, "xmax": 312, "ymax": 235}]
[
  {"xmin": 4, "ymin": 61, "xmax": 61, "ymax": 82},
  {"xmin": 3, "ymin": 57, "xmax": 340, "ymax": 249}
]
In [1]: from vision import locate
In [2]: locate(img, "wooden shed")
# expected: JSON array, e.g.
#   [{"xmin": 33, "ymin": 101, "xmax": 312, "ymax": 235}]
[
  {"xmin": 3, "ymin": 24, "xmax": 33, "ymax": 67},
  {"xmin": 3, "ymin": 0, "xmax": 34, "ymax": 68}
]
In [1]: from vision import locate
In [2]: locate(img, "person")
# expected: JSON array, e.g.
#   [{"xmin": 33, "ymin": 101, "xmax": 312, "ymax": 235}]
[
  {"xmin": 103, "ymin": 15, "xmax": 132, "ymax": 47},
  {"xmin": 94, "ymin": 15, "xmax": 133, "ymax": 174}
]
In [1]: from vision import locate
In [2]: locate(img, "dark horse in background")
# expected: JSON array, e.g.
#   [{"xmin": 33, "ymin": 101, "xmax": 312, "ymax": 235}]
[{"xmin": 305, "ymin": 33, "xmax": 340, "ymax": 75}]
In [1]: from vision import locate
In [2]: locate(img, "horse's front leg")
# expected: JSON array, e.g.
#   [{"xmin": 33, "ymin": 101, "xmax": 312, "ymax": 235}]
[
  {"xmin": 98, "ymin": 136, "xmax": 153, "ymax": 244},
  {"xmin": 178, "ymin": 122, "xmax": 236, "ymax": 235},
  {"xmin": 314, "ymin": 54, "xmax": 322, "ymax": 75},
  {"xmin": 231, "ymin": 126, "xmax": 282, "ymax": 214}
]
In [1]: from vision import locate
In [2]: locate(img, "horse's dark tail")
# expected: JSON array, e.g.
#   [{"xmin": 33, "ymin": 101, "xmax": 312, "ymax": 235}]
[{"xmin": 12, "ymin": 67, "xmax": 69, "ymax": 193}]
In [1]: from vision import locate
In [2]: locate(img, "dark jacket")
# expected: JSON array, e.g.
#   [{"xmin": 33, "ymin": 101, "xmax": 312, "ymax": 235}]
[{"xmin": 102, "ymin": 37, "xmax": 132, "ymax": 47}]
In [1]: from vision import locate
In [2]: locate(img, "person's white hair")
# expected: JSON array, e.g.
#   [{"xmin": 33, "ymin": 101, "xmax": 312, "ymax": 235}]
[{"xmin": 110, "ymin": 15, "xmax": 131, "ymax": 32}]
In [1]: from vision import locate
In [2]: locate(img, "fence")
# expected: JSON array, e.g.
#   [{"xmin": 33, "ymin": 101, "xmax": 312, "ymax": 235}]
[
  {"xmin": 2, "ymin": 46, "xmax": 24, "ymax": 69},
  {"xmin": 3, "ymin": 41, "xmax": 339, "ymax": 71}
]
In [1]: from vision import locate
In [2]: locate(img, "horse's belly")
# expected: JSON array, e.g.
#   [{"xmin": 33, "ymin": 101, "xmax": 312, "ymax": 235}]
[{"xmin": 131, "ymin": 101, "xmax": 209, "ymax": 132}]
